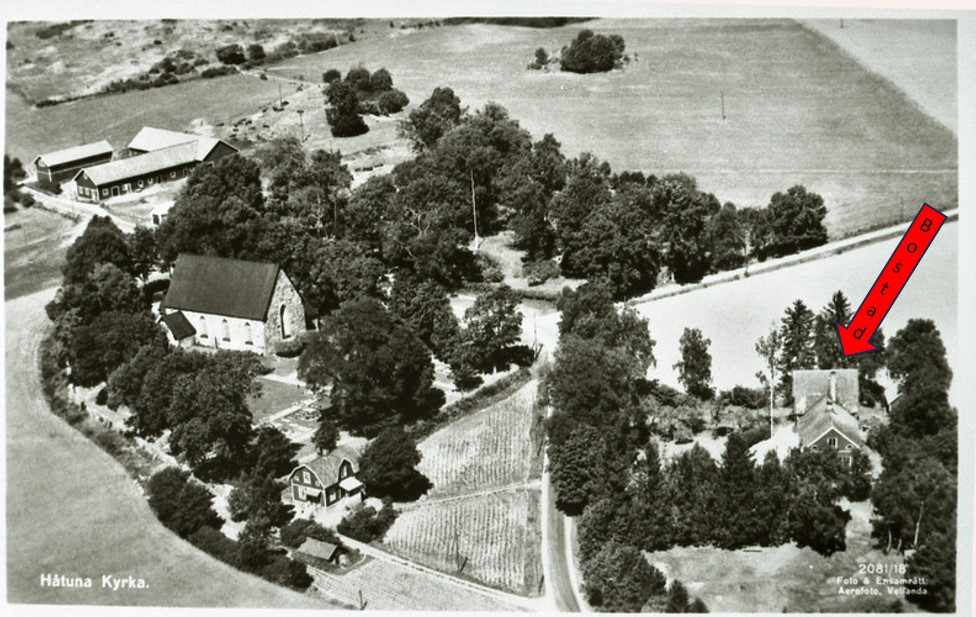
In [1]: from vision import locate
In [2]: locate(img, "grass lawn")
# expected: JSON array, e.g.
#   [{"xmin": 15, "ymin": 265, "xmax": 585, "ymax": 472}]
[
  {"xmin": 248, "ymin": 375, "xmax": 310, "ymax": 423},
  {"xmin": 3, "ymin": 206, "xmax": 81, "ymax": 300},
  {"xmin": 256, "ymin": 18, "xmax": 956, "ymax": 238}
]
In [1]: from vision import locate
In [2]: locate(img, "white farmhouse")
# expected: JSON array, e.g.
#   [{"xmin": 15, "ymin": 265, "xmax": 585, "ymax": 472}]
[{"xmin": 159, "ymin": 254, "xmax": 313, "ymax": 355}]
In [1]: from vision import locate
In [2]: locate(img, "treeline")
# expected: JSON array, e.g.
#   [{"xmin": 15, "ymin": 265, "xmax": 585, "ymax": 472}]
[
  {"xmin": 868, "ymin": 319, "xmax": 957, "ymax": 612},
  {"xmin": 443, "ymin": 17, "xmax": 593, "ymax": 28}
]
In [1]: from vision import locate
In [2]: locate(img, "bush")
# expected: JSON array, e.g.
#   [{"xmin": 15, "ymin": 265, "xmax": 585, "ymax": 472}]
[
  {"xmin": 718, "ymin": 385, "xmax": 767, "ymax": 410},
  {"xmin": 201, "ymin": 65, "xmax": 238, "ymax": 79},
  {"xmin": 322, "ymin": 68, "xmax": 341, "ymax": 83},
  {"xmin": 522, "ymin": 260, "xmax": 560, "ymax": 286},
  {"xmin": 337, "ymin": 500, "xmax": 398, "ymax": 543},
  {"xmin": 280, "ymin": 518, "xmax": 340, "ymax": 548},
  {"xmin": 247, "ymin": 43, "xmax": 265, "ymax": 62},
  {"xmin": 275, "ymin": 337, "xmax": 305, "ymax": 358},
  {"xmin": 377, "ymin": 89, "xmax": 409, "ymax": 114},
  {"xmin": 216, "ymin": 44, "xmax": 246, "ymax": 65}
]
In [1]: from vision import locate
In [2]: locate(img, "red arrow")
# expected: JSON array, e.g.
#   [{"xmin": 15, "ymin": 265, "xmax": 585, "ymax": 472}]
[{"xmin": 836, "ymin": 203, "xmax": 947, "ymax": 357}]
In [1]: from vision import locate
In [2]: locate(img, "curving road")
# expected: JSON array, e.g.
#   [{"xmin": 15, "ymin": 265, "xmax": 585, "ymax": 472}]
[{"xmin": 5, "ymin": 288, "xmax": 326, "ymax": 608}]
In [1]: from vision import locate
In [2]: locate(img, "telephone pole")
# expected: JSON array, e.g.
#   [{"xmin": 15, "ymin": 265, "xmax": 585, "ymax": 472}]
[
  {"xmin": 721, "ymin": 91, "xmax": 726, "ymax": 120},
  {"xmin": 469, "ymin": 168, "xmax": 479, "ymax": 251},
  {"xmin": 297, "ymin": 109, "xmax": 305, "ymax": 142}
]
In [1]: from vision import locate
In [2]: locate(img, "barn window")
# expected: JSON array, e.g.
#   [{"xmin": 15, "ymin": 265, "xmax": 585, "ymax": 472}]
[
  {"xmin": 138, "ymin": 180, "xmax": 143, "ymax": 188},
  {"xmin": 148, "ymin": 177, "xmax": 154, "ymax": 185},
  {"xmin": 827, "ymin": 437, "xmax": 838, "ymax": 449},
  {"xmin": 198, "ymin": 316, "xmax": 208, "ymax": 338},
  {"xmin": 170, "ymin": 171, "xmax": 177, "ymax": 179},
  {"xmin": 303, "ymin": 471, "xmax": 310, "ymax": 484},
  {"xmin": 222, "ymin": 319, "xmax": 230, "ymax": 341},
  {"xmin": 244, "ymin": 322, "xmax": 252, "ymax": 344},
  {"xmin": 101, "ymin": 188, "xmax": 109, "ymax": 196}
]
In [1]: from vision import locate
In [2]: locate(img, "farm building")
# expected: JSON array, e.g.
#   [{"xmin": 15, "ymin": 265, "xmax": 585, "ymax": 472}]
[
  {"xmin": 293, "ymin": 537, "xmax": 348, "ymax": 568},
  {"xmin": 32, "ymin": 140, "xmax": 114, "ymax": 190},
  {"xmin": 158, "ymin": 254, "xmax": 313, "ymax": 355},
  {"xmin": 72, "ymin": 129, "xmax": 237, "ymax": 202},
  {"xmin": 288, "ymin": 446, "xmax": 364, "ymax": 508},
  {"xmin": 127, "ymin": 126, "xmax": 210, "ymax": 156},
  {"xmin": 793, "ymin": 370, "xmax": 864, "ymax": 465}
]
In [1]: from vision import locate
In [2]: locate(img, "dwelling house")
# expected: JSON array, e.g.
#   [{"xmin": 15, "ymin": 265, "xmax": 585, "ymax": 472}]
[
  {"xmin": 33, "ymin": 140, "xmax": 114, "ymax": 190},
  {"xmin": 159, "ymin": 254, "xmax": 311, "ymax": 355},
  {"xmin": 793, "ymin": 369, "xmax": 864, "ymax": 465},
  {"xmin": 73, "ymin": 128, "xmax": 237, "ymax": 202},
  {"xmin": 288, "ymin": 446, "xmax": 364, "ymax": 508}
]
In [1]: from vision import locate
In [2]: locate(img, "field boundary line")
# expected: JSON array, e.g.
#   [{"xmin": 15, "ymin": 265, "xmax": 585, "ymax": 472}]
[
  {"xmin": 398, "ymin": 480, "xmax": 542, "ymax": 510},
  {"xmin": 336, "ymin": 533, "xmax": 540, "ymax": 609}
]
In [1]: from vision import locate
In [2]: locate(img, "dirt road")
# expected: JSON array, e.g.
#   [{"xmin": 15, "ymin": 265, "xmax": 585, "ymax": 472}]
[{"xmin": 5, "ymin": 288, "xmax": 325, "ymax": 608}]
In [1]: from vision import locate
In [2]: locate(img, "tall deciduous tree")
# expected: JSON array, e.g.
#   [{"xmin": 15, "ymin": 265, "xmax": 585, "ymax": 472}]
[
  {"xmin": 358, "ymin": 426, "xmax": 432, "ymax": 501},
  {"xmin": 325, "ymin": 81, "xmax": 368, "ymax": 137},
  {"xmin": 62, "ymin": 216, "xmax": 133, "ymax": 284},
  {"xmin": 399, "ymin": 86, "xmax": 465, "ymax": 151},
  {"xmin": 706, "ymin": 202, "xmax": 746, "ymax": 272},
  {"xmin": 675, "ymin": 327, "xmax": 714, "ymax": 400},
  {"xmin": 298, "ymin": 298, "xmax": 444, "ymax": 437},
  {"xmin": 582, "ymin": 542, "xmax": 666, "ymax": 612},
  {"xmin": 763, "ymin": 185, "xmax": 828, "ymax": 258}
]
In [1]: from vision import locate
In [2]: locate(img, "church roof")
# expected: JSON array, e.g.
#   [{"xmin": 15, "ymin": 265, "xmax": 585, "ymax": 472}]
[{"xmin": 161, "ymin": 254, "xmax": 282, "ymax": 321}]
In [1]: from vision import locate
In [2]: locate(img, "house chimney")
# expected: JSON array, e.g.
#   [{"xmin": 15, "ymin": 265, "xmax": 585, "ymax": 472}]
[{"xmin": 828, "ymin": 370, "xmax": 837, "ymax": 403}]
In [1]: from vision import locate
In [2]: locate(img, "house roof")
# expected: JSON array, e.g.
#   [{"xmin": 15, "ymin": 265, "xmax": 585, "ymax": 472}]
[
  {"xmin": 76, "ymin": 141, "xmax": 199, "ymax": 186},
  {"xmin": 797, "ymin": 400, "xmax": 865, "ymax": 449},
  {"xmin": 300, "ymin": 446, "xmax": 361, "ymax": 486},
  {"xmin": 34, "ymin": 140, "xmax": 113, "ymax": 168},
  {"xmin": 161, "ymin": 254, "xmax": 282, "ymax": 321},
  {"xmin": 792, "ymin": 369, "xmax": 859, "ymax": 415},
  {"xmin": 127, "ymin": 127, "xmax": 199, "ymax": 152},
  {"xmin": 296, "ymin": 537, "xmax": 339, "ymax": 561},
  {"xmin": 161, "ymin": 310, "xmax": 196, "ymax": 340}
]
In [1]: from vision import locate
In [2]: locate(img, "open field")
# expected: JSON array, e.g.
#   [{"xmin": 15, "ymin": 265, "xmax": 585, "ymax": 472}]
[
  {"xmin": 384, "ymin": 488, "xmax": 543, "ymax": 596},
  {"xmin": 5, "ymin": 289, "xmax": 328, "ymax": 608},
  {"xmin": 802, "ymin": 19, "xmax": 956, "ymax": 133},
  {"xmin": 3, "ymin": 206, "xmax": 80, "ymax": 300},
  {"xmin": 646, "ymin": 500, "xmax": 905, "ymax": 612},
  {"xmin": 247, "ymin": 375, "xmax": 309, "ymax": 422},
  {"xmin": 7, "ymin": 19, "xmax": 957, "ymax": 238},
  {"xmin": 415, "ymin": 379, "xmax": 542, "ymax": 497},
  {"xmin": 310, "ymin": 556, "xmax": 526, "ymax": 611},
  {"xmin": 255, "ymin": 18, "xmax": 956, "ymax": 238}
]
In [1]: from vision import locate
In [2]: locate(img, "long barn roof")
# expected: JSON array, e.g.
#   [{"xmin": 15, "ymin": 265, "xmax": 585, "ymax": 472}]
[
  {"xmin": 161, "ymin": 254, "xmax": 282, "ymax": 321},
  {"xmin": 127, "ymin": 127, "xmax": 199, "ymax": 152},
  {"xmin": 34, "ymin": 140, "xmax": 113, "ymax": 168}
]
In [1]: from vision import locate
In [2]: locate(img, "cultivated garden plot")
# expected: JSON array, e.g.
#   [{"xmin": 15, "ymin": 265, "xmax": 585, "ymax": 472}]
[
  {"xmin": 383, "ymin": 488, "xmax": 543, "ymax": 596},
  {"xmin": 416, "ymin": 380, "xmax": 543, "ymax": 497}
]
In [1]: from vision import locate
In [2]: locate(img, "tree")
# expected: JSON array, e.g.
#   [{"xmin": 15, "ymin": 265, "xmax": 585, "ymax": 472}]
[
  {"xmin": 216, "ymin": 44, "xmax": 246, "ymax": 65},
  {"xmin": 246, "ymin": 43, "xmax": 265, "ymax": 62},
  {"xmin": 674, "ymin": 328, "xmax": 713, "ymax": 400},
  {"xmin": 68, "ymin": 310, "xmax": 168, "ymax": 387},
  {"xmin": 458, "ymin": 285, "xmax": 523, "ymax": 372},
  {"xmin": 887, "ymin": 318, "xmax": 952, "ymax": 398},
  {"xmin": 156, "ymin": 154, "xmax": 269, "ymax": 264},
  {"xmin": 753, "ymin": 451, "xmax": 792, "ymax": 545},
  {"xmin": 280, "ymin": 518, "xmax": 340, "ymax": 549},
  {"xmin": 666, "ymin": 581, "xmax": 691, "ymax": 613},
  {"xmin": 377, "ymin": 89, "xmax": 409, "ymax": 114},
  {"xmin": 534, "ymin": 47, "xmax": 549, "ymax": 66},
  {"xmin": 705, "ymin": 202, "xmax": 746, "ymax": 272},
  {"xmin": 713, "ymin": 433, "xmax": 760, "ymax": 548},
  {"xmin": 628, "ymin": 440, "xmax": 671, "ymax": 551},
  {"xmin": 560, "ymin": 29, "xmax": 626, "ymax": 74},
  {"xmin": 325, "ymin": 81, "xmax": 368, "ymax": 137},
  {"xmin": 664, "ymin": 445, "xmax": 718, "ymax": 546},
  {"xmin": 344, "ymin": 65, "xmax": 372, "ymax": 93},
  {"xmin": 227, "ymin": 474, "xmax": 295, "ymax": 529},
  {"xmin": 369, "ymin": 67, "xmax": 394, "ymax": 92},
  {"xmin": 906, "ymin": 529, "xmax": 955, "ymax": 612},
  {"xmin": 250, "ymin": 425, "xmax": 300, "ymax": 479},
  {"xmin": 548, "ymin": 424, "xmax": 604, "ymax": 515},
  {"xmin": 754, "ymin": 324, "xmax": 781, "ymax": 435},
  {"xmin": 4, "ymin": 154, "xmax": 26, "ymax": 194},
  {"xmin": 322, "ymin": 68, "xmax": 341, "ymax": 83},
  {"xmin": 655, "ymin": 176, "xmax": 716, "ymax": 284},
  {"xmin": 762, "ymin": 185, "xmax": 828, "ymax": 258},
  {"xmin": 550, "ymin": 153, "xmax": 613, "ymax": 274},
  {"xmin": 62, "ymin": 216, "xmax": 133, "ymax": 284},
  {"xmin": 127, "ymin": 226, "xmax": 159, "ymax": 283},
  {"xmin": 358, "ymin": 427, "xmax": 432, "ymax": 501},
  {"xmin": 313, "ymin": 413, "xmax": 339, "ymax": 454},
  {"xmin": 778, "ymin": 299, "xmax": 816, "ymax": 405},
  {"xmin": 146, "ymin": 467, "xmax": 223, "ymax": 538},
  {"xmin": 388, "ymin": 274, "xmax": 461, "ymax": 360},
  {"xmin": 582, "ymin": 541, "xmax": 666, "ymax": 612},
  {"xmin": 399, "ymin": 86, "xmax": 465, "ymax": 151},
  {"xmin": 298, "ymin": 298, "xmax": 444, "ymax": 436},
  {"xmin": 787, "ymin": 484, "xmax": 850, "ymax": 556}
]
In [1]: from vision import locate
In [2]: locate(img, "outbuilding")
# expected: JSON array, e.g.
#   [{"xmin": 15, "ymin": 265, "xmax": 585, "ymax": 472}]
[{"xmin": 33, "ymin": 140, "xmax": 114, "ymax": 190}]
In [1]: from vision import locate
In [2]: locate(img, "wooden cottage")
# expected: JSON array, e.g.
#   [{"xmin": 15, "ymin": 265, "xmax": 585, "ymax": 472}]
[
  {"xmin": 288, "ymin": 446, "xmax": 364, "ymax": 508},
  {"xmin": 793, "ymin": 369, "xmax": 864, "ymax": 465}
]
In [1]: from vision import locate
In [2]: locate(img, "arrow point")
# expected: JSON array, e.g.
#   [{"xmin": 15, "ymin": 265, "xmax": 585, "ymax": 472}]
[{"xmin": 835, "ymin": 322, "xmax": 878, "ymax": 358}]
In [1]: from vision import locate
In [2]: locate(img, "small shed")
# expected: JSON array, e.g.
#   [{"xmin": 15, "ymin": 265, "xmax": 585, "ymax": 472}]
[{"xmin": 295, "ymin": 537, "xmax": 343, "ymax": 567}]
